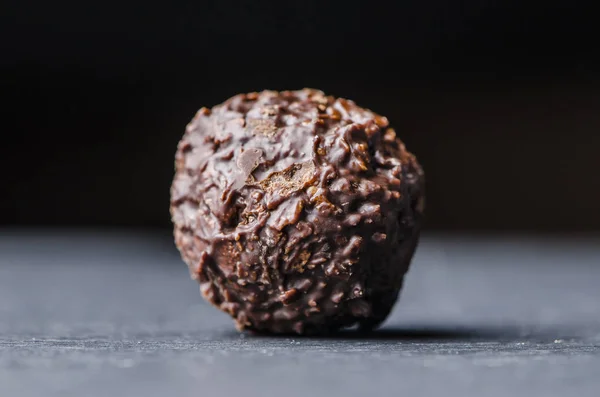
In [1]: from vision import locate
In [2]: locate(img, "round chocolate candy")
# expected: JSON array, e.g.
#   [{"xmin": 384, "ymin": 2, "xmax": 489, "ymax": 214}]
[{"xmin": 170, "ymin": 89, "xmax": 424, "ymax": 334}]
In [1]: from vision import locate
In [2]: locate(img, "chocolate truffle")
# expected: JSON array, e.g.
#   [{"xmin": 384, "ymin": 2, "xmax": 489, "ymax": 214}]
[{"xmin": 170, "ymin": 89, "xmax": 424, "ymax": 334}]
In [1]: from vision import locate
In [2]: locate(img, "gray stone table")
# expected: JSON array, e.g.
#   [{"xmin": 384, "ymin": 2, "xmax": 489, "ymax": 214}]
[{"xmin": 1, "ymin": 230, "xmax": 599, "ymax": 397}]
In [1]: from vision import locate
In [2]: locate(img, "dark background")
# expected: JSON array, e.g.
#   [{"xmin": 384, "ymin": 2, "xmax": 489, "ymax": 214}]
[{"xmin": 2, "ymin": 0, "xmax": 598, "ymax": 232}]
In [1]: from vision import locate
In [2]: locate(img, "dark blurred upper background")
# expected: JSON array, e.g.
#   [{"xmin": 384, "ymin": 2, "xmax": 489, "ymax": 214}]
[{"xmin": 1, "ymin": 0, "xmax": 598, "ymax": 232}]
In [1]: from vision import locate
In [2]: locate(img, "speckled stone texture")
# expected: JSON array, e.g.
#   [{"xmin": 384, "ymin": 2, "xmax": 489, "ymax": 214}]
[
  {"xmin": 2, "ymin": 232, "xmax": 600, "ymax": 397},
  {"xmin": 170, "ymin": 89, "xmax": 424, "ymax": 334}
]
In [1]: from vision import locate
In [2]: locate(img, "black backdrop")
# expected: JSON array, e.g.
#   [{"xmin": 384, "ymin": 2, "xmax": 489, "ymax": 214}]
[{"xmin": 2, "ymin": 0, "xmax": 598, "ymax": 231}]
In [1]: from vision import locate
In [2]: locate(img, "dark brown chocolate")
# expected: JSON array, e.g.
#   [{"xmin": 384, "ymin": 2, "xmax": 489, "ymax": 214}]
[{"xmin": 170, "ymin": 89, "xmax": 424, "ymax": 334}]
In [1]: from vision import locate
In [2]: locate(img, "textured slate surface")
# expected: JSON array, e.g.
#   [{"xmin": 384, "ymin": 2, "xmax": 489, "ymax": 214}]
[{"xmin": 1, "ymin": 230, "xmax": 599, "ymax": 397}]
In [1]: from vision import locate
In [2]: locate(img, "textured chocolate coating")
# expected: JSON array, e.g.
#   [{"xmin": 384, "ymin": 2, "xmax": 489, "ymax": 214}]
[{"xmin": 170, "ymin": 89, "xmax": 425, "ymax": 334}]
